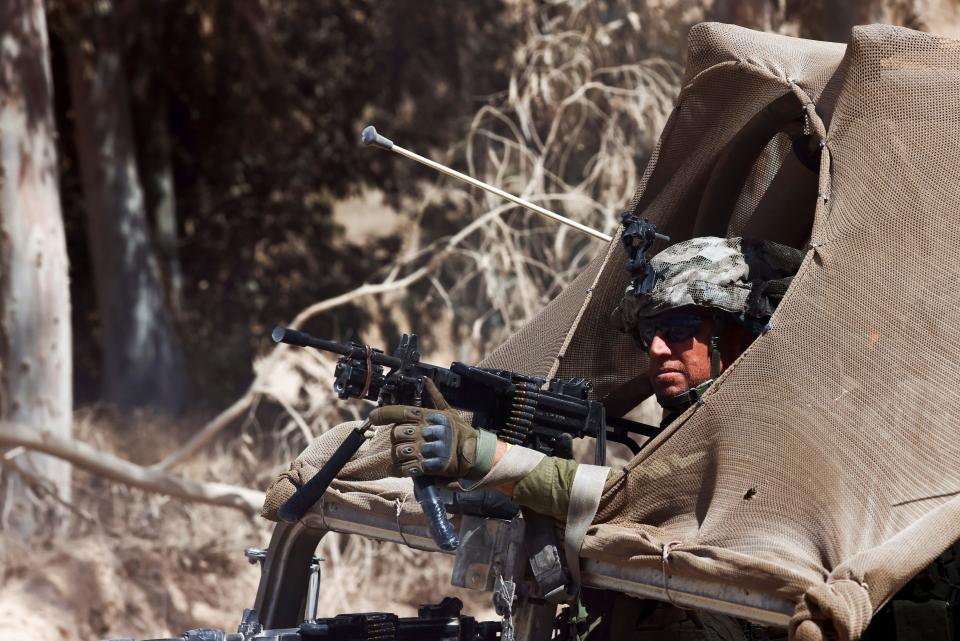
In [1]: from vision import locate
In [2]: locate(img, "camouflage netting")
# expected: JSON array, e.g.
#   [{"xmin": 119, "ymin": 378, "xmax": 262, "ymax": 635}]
[
  {"xmin": 263, "ymin": 421, "xmax": 447, "ymax": 533},
  {"xmin": 266, "ymin": 23, "xmax": 960, "ymax": 639}
]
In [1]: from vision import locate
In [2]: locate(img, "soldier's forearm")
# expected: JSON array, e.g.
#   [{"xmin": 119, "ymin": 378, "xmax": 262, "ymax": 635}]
[
  {"xmin": 485, "ymin": 438, "xmax": 579, "ymax": 520},
  {"xmin": 491, "ymin": 439, "xmax": 516, "ymax": 496},
  {"xmin": 488, "ymin": 438, "xmax": 619, "ymax": 521}
]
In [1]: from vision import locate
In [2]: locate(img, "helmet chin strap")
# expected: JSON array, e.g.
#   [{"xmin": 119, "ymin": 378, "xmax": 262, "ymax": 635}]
[{"xmin": 657, "ymin": 313, "xmax": 724, "ymax": 413}]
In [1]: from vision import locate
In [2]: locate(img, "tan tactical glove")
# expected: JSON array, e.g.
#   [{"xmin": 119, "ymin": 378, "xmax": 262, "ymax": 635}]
[{"xmin": 369, "ymin": 378, "xmax": 498, "ymax": 480}]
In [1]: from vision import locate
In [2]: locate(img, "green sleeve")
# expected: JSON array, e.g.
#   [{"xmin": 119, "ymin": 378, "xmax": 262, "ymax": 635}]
[{"xmin": 512, "ymin": 457, "xmax": 582, "ymax": 521}]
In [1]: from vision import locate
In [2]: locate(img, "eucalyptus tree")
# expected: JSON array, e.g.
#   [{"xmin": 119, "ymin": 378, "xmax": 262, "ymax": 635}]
[{"xmin": 0, "ymin": 0, "xmax": 73, "ymax": 529}]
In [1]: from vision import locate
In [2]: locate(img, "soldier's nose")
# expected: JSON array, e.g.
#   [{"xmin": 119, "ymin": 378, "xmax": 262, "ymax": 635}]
[{"xmin": 648, "ymin": 333, "xmax": 671, "ymax": 357}]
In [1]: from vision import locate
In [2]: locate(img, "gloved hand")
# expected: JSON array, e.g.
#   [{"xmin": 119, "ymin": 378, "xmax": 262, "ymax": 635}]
[{"xmin": 369, "ymin": 378, "xmax": 498, "ymax": 480}]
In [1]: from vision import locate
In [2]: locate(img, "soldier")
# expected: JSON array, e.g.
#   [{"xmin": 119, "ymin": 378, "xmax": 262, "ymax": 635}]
[
  {"xmin": 375, "ymin": 235, "xmax": 804, "ymax": 512},
  {"xmin": 613, "ymin": 235, "xmax": 802, "ymax": 425},
  {"xmin": 372, "ymin": 236, "xmax": 803, "ymax": 639},
  {"xmin": 373, "ymin": 233, "xmax": 960, "ymax": 640}
]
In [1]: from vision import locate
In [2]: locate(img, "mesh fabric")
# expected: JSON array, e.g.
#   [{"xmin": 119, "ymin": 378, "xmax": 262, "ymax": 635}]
[{"xmin": 492, "ymin": 22, "xmax": 960, "ymax": 638}]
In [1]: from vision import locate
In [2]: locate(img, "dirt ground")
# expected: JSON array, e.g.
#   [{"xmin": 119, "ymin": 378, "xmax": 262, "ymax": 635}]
[
  {"xmin": 0, "ymin": 526, "xmax": 264, "ymax": 640},
  {"xmin": 0, "ymin": 410, "xmax": 492, "ymax": 641}
]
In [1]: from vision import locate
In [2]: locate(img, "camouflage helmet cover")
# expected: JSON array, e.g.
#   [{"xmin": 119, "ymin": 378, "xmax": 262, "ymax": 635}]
[{"xmin": 615, "ymin": 236, "xmax": 804, "ymax": 335}]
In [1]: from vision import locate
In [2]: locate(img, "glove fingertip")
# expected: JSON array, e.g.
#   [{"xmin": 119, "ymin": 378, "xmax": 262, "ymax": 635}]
[
  {"xmin": 423, "ymin": 377, "xmax": 452, "ymax": 411},
  {"xmin": 422, "ymin": 457, "xmax": 443, "ymax": 473},
  {"xmin": 369, "ymin": 406, "xmax": 406, "ymax": 426}
]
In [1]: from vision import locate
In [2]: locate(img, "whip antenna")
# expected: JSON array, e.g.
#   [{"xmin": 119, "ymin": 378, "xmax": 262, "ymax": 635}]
[{"xmin": 361, "ymin": 125, "xmax": 612, "ymax": 243}]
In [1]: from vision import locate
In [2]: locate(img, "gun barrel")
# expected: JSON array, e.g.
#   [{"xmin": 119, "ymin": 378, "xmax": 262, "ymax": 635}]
[{"xmin": 272, "ymin": 327, "xmax": 403, "ymax": 369}]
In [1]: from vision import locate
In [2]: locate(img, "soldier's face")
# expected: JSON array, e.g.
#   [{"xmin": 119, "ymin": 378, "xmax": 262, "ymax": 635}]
[
  {"xmin": 646, "ymin": 311, "xmax": 716, "ymax": 398},
  {"xmin": 645, "ymin": 310, "xmax": 755, "ymax": 399}
]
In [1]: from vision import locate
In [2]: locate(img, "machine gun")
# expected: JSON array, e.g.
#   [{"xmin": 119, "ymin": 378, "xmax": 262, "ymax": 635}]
[
  {"xmin": 113, "ymin": 598, "xmax": 500, "ymax": 641},
  {"xmin": 271, "ymin": 128, "xmax": 669, "ymax": 551},
  {"xmin": 300, "ymin": 598, "xmax": 500, "ymax": 641},
  {"xmin": 271, "ymin": 327, "xmax": 659, "ymax": 550}
]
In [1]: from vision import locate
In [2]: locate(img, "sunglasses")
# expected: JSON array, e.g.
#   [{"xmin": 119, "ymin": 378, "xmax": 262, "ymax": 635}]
[{"xmin": 632, "ymin": 310, "xmax": 706, "ymax": 350}]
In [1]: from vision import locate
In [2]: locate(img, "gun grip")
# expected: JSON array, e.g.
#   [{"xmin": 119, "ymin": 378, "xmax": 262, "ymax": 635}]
[{"xmin": 413, "ymin": 477, "xmax": 459, "ymax": 551}]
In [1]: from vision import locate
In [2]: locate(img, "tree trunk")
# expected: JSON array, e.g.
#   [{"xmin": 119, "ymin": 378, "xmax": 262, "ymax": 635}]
[
  {"xmin": 66, "ymin": 7, "xmax": 186, "ymax": 413},
  {"xmin": 0, "ymin": 0, "xmax": 73, "ymax": 529},
  {"xmin": 132, "ymin": 72, "xmax": 183, "ymax": 316}
]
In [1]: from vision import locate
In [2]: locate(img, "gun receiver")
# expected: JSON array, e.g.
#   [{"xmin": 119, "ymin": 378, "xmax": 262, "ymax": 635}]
[{"xmin": 272, "ymin": 327, "xmax": 656, "ymax": 456}]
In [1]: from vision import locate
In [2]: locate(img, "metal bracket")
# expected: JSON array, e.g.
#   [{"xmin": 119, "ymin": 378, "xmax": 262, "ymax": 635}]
[{"xmin": 451, "ymin": 515, "xmax": 526, "ymax": 592}]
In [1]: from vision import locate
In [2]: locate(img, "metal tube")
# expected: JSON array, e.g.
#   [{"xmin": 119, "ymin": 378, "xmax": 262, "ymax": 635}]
[
  {"xmin": 296, "ymin": 500, "xmax": 794, "ymax": 629},
  {"xmin": 305, "ymin": 558, "xmax": 321, "ymax": 620},
  {"xmin": 580, "ymin": 560, "xmax": 792, "ymax": 628},
  {"xmin": 361, "ymin": 126, "xmax": 612, "ymax": 243}
]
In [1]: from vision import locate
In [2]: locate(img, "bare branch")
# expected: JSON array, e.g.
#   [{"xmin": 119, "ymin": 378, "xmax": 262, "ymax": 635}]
[
  {"xmin": 151, "ymin": 393, "xmax": 257, "ymax": 471},
  {"xmin": 258, "ymin": 387, "xmax": 314, "ymax": 443},
  {"xmin": 0, "ymin": 422, "xmax": 264, "ymax": 514},
  {"xmin": 154, "ymin": 201, "xmax": 519, "ymax": 471},
  {"xmin": 0, "ymin": 450, "xmax": 107, "ymax": 530}
]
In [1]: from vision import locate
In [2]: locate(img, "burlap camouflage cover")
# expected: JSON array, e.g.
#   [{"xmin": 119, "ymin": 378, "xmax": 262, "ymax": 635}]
[
  {"xmin": 267, "ymin": 22, "xmax": 960, "ymax": 640},
  {"xmin": 484, "ymin": 22, "xmax": 960, "ymax": 640}
]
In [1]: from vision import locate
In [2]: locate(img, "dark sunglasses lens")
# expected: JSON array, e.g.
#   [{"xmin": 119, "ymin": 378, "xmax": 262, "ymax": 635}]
[
  {"xmin": 663, "ymin": 324, "xmax": 699, "ymax": 341},
  {"xmin": 635, "ymin": 312, "xmax": 702, "ymax": 349},
  {"xmin": 634, "ymin": 326, "xmax": 654, "ymax": 349},
  {"xmin": 664, "ymin": 314, "xmax": 702, "ymax": 341}
]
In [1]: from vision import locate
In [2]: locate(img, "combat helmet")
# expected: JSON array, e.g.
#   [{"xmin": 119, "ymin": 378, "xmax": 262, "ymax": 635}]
[{"xmin": 614, "ymin": 233, "xmax": 804, "ymax": 412}]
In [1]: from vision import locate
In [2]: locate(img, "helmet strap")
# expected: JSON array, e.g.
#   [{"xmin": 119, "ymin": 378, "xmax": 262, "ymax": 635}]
[
  {"xmin": 658, "ymin": 378, "xmax": 714, "ymax": 412},
  {"xmin": 709, "ymin": 312, "xmax": 724, "ymax": 381}
]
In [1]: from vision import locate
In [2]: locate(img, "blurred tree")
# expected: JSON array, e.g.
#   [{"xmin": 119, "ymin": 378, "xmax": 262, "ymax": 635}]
[
  {"xmin": 61, "ymin": 1, "xmax": 186, "ymax": 413},
  {"xmin": 47, "ymin": 0, "xmax": 522, "ymax": 408},
  {"xmin": 117, "ymin": 0, "xmax": 521, "ymax": 405},
  {"xmin": 0, "ymin": 0, "xmax": 73, "ymax": 529},
  {"xmin": 713, "ymin": 0, "xmax": 787, "ymax": 33},
  {"xmin": 130, "ymin": 57, "xmax": 183, "ymax": 316},
  {"xmin": 786, "ymin": 0, "xmax": 873, "ymax": 41}
]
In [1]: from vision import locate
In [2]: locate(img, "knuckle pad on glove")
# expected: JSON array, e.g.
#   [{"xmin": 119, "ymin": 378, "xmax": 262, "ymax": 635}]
[
  {"xmin": 422, "ymin": 458, "xmax": 444, "ymax": 473},
  {"xmin": 392, "ymin": 443, "xmax": 419, "ymax": 462},
  {"xmin": 391, "ymin": 424, "xmax": 419, "ymax": 443},
  {"xmin": 420, "ymin": 441, "xmax": 449, "ymax": 459},
  {"xmin": 422, "ymin": 424, "xmax": 450, "ymax": 442},
  {"xmin": 426, "ymin": 412, "xmax": 451, "ymax": 427},
  {"xmin": 391, "ymin": 458, "xmax": 422, "ymax": 477}
]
